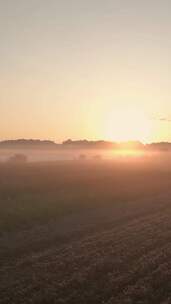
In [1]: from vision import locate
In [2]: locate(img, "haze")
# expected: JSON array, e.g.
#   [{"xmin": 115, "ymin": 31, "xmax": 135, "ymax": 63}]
[{"xmin": 1, "ymin": 0, "xmax": 171, "ymax": 142}]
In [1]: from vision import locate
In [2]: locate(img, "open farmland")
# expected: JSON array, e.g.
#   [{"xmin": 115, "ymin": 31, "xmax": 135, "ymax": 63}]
[{"xmin": 0, "ymin": 160, "xmax": 171, "ymax": 303}]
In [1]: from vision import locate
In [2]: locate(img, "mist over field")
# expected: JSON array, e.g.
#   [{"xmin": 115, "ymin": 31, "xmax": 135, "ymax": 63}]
[
  {"xmin": 1, "ymin": 0, "xmax": 171, "ymax": 302},
  {"xmin": 0, "ymin": 156, "xmax": 171, "ymax": 303},
  {"xmin": 1, "ymin": 147, "xmax": 171, "ymax": 164}
]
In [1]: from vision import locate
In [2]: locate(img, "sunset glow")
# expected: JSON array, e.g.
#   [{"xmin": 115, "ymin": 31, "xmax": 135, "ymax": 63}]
[
  {"xmin": 104, "ymin": 107, "xmax": 153, "ymax": 143},
  {"xmin": 1, "ymin": 1, "xmax": 171, "ymax": 143},
  {"xmin": 1, "ymin": 2, "xmax": 171, "ymax": 303},
  {"xmin": 114, "ymin": 149, "xmax": 145, "ymax": 157}
]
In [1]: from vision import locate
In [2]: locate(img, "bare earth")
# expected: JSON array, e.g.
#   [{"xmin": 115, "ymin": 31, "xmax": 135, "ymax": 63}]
[{"xmin": 0, "ymin": 160, "xmax": 171, "ymax": 303}]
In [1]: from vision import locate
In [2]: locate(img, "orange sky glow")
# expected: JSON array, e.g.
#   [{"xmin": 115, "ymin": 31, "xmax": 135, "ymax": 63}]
[{"xmin": 1, "ymin": 1, "xmax": 171, "ymax": 143}]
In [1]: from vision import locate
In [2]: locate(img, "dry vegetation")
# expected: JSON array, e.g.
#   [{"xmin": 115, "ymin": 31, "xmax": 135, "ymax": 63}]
[{"xmin": 0, "ymin": 159, "xmax": 171, "ymax": 303}]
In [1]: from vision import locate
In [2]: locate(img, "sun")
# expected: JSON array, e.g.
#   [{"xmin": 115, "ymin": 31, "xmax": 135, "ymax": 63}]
[{"xmin": 104, "ymin": 106, "xmax": 152, "ymax": 143}]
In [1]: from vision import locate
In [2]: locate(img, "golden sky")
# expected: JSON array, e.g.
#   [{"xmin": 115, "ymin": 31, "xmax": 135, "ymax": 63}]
[{"xmin": 0, "ymin": 0, "xmax": 171, "ymax": 142}]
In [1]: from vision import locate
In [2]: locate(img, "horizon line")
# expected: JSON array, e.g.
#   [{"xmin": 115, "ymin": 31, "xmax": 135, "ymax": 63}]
[{"xmin": 0, "ymin": 138, "xmax": 171, "ymax": 145}]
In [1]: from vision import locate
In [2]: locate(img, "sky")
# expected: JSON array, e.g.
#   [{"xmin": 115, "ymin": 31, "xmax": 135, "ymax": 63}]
[{"xmin": 0, "ymin": 0, "xmax": 171, "ymax": 143}]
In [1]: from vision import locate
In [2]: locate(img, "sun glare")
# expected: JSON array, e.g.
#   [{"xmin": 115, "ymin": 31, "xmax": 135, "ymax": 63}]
[
  {"xmin": 114, "ymin": 149, "xmax": 145, "ymax": 158},
  {"xmin": 104, "ymin": 107, "xmax": 153, "ymax": 143}
]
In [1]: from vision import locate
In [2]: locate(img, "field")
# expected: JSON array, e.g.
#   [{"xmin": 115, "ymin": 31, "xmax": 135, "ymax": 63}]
[{"xmin": 0, "ymin": 159, "xmax": 171, "ymax": 303}]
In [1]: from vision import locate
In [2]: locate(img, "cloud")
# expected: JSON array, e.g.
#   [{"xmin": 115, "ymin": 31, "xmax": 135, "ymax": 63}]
[
  {"xmin": 158, "ymin": 118, "xmax": 171, "ymax": 122},
  {"xmin": 151, "ymin": 117, "xmax": 171, "ymax": 122}
]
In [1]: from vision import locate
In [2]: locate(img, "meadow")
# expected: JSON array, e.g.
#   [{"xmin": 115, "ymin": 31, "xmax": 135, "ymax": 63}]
[{"xmin": 0, "ymin": 159, "xmax": 171, "ymax": 303}]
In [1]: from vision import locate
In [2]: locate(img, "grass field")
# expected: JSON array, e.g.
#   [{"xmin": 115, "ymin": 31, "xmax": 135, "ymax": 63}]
[{"xmin": 0, "ymin": 159, "xmax": 171, "ymax": 303}]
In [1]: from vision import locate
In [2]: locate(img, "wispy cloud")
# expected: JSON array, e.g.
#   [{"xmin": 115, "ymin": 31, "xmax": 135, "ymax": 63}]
[
  {"xmin": 158, "ymin": 118, "xmax": 171, "ymax": 122},
  {"xmin": 151, "ymin": 117, "xmax": 171, "ymax": 122}
]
